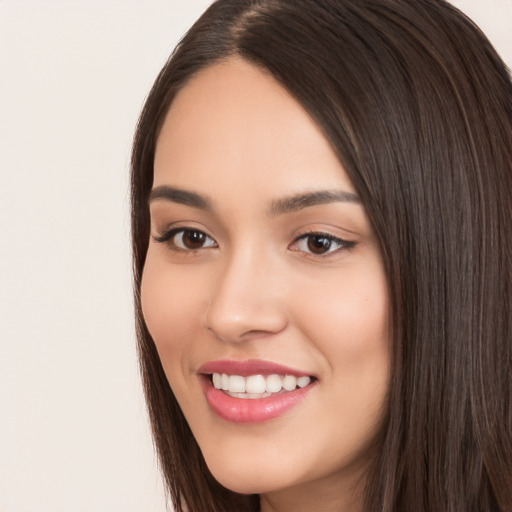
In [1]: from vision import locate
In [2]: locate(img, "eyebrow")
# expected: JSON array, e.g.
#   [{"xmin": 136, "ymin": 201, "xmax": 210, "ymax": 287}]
[
  {"xmin": 268, "ymin": 190, "xmax": 361, "ymax": 216},
  {"xmin": 149, "ymin": 186, "xmax": 212, "ymax": 210},
  {"xmin": 148, "ymin": 185, "xmax": 361, "ymax": 215}
]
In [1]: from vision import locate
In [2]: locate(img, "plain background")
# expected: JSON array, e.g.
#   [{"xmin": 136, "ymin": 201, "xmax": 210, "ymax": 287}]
[{"xmin": 0, "ymin": 1, "xmax": 510, "ymax": 511}]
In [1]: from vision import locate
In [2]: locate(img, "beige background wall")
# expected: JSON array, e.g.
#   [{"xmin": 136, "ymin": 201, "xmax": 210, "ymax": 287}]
[{"xmin": 0, "ymin": 1, "xmax": 510, "ymax": 511}]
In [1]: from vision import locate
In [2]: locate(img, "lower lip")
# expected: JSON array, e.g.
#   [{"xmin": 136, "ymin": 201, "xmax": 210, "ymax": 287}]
[{"xmin": 202, "ymin": 377, "xmax": 315, "ymax": 423}]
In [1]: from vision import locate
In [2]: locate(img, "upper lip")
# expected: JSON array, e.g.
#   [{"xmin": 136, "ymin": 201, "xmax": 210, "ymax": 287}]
[{"xmin": 198, "ymin": 359, "xmax": 314, "ymax": 378}]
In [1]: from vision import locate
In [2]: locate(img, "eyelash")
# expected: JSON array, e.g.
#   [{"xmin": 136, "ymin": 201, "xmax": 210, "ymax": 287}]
[
  {"xmin": 153, "ymin": 227, "xmax": 356, "ymax": 257},
  {"xmin": 290, "ymin": 231, "xmax": 356, "ymax": 257},
  {"xmin": 153, "ymin": 227, "xmax": 217, "ymax": 252}
]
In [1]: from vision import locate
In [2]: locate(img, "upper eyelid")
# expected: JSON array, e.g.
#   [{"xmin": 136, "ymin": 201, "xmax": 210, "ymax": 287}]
[
  {"xmin": 290, "ymin": 230, "xmax": 356, "ymax": 255},
  {"xmin": 153, "ymin": 223, "xmax": 212, "ymax": 237},
  {"xmin": 153, "ymin": 226, "xmax": 217, "ymax": 245},
  {"xmin": 292, "ymin": 229, "xmax": 348, "ymax": 243},
  {"xmin": 294, "ymin": 230, "xmax": 342, "ymax": 239},
  {"xmin": 291, "ymin": 232, "xmax": 347, "ymax": 247}
]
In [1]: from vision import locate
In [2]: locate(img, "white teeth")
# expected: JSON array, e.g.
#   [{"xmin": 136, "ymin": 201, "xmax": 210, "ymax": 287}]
[
  {"xmin": 211, "ymin": 372, "xmax": 313, "ymax": 396},
  {"xmin": 297, "ymin": 376, "xmax": 311, "ymax": 388},
  {"xmin": 228, "ymin": 375, "xmax": 246, "ymax": 393},
  {"xmin": 265, "ymin": 374, "xmax": 282, "ymax": 393},
  {"xmin": 245, "ymin": 375, "xmax": 266, "ymax": 394},
  {"xmin": 212, "ymin": 373, "xmax": 222, "ymax": 389},
  {"xmin": 282, "ymin": 375, "xmax": 297, "ymax": 391},
  {"xmin": 227, "ymin": 391, "xmax": 272, "ymax": 399}
]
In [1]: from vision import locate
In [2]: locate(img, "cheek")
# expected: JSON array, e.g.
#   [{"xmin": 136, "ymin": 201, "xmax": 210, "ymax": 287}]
[
  {"xmin": 140, "ymin": 250, "xmax": 204, "ymax": 375},
  {"xmin": 292, "ymin": 258, "xmax": 390, "ymax": 391},
  {"xmin": 296, "ymin": 257, "xmax": 388, "ymax": 340}
]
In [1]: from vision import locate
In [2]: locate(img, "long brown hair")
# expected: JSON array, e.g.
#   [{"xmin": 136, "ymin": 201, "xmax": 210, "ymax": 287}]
[{"xmin": 131, "ymin": 1, "xmax": 512, "ymax": 510}]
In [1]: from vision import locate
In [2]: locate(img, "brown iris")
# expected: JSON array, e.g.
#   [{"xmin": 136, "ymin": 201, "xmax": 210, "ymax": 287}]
[
  {"xmin": 306, "ymin": 234, "xmax": 334, "ymax": 254},
  {"xmin": 181, "ymin": 230, "xmax": 207, "ymax": 249}
]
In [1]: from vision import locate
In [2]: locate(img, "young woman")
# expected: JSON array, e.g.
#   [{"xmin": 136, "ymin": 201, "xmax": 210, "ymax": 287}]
[{"xmin": 131, "ymin": 1, "xmax": 512, "ymax": 510}]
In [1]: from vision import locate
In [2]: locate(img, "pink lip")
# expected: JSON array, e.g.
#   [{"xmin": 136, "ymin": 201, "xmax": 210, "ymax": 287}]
[
  {"xmin": 198, "ymin": 359, "xmax": 313, "ymax": 377},
  {"xmin": 198, "ymin": 359, "xmax": 316, "ymax": 424}
]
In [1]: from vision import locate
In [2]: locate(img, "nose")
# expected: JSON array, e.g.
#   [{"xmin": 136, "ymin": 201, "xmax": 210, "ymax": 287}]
[{"xmin": 203, "ymin": 248, "xmax": 288, "ymax": 343}]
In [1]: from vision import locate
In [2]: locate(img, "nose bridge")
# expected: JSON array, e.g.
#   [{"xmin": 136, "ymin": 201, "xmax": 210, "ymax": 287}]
[{"xmin": 204, "ymin": 241, "xmax": 287, "ymax": 342}]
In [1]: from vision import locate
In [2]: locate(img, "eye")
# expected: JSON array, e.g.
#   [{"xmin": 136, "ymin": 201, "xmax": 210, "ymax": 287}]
[
  {"xmin": 290, "ymin": 232, "xmax": 354, "ymax": 256},
  {"xmin": 154, "ymin": 228, "xmax": 217, "ymax": 251}
]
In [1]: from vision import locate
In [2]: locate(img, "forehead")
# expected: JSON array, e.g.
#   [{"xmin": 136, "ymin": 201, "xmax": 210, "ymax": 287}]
[{"xmin": 153, "ymin": 57, "xmax": 355, "ymax": 197}]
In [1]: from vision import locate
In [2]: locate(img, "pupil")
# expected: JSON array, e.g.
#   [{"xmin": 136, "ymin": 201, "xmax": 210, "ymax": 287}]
[
  {"xmin": 307, "ymin": 235, "xmax": 331, "ymax": 254},
  {"xmin": 184, "ymin": 231, "xmax": 205, "ymax": 249}
]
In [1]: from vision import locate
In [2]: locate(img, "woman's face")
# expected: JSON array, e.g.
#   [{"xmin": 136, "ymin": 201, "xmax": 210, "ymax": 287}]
[{"xmin": 141, "ymin": 58, "xmax": 390, "ymax": 508}]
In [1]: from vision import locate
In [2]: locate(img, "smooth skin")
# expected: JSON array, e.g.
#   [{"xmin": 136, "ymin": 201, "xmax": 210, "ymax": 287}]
[{"xmin": 141, "ymin": 57, "xmax": 390, "ymax": 512}]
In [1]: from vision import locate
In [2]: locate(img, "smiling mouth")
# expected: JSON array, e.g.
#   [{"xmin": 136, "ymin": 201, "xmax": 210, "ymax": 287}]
[
  {"xmin": 210, "ymin": 373, "xmax": 314, "ymax": 399},
  {"xmin": 200, "ymin": 370, "xmax": 316, "ymax": 423},
  {"xmin": 198, "ymin": 360, "xmax": 317, "ymax": 422}
]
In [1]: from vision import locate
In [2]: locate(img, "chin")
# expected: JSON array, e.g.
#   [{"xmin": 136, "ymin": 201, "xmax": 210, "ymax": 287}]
[
  {"xmin": 202, "ymin": 448, "xmax": 299, "ymax": 495},
  {"xmin": 209, "ymin": 468, "xmax": 285, "ymax": 495}
]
